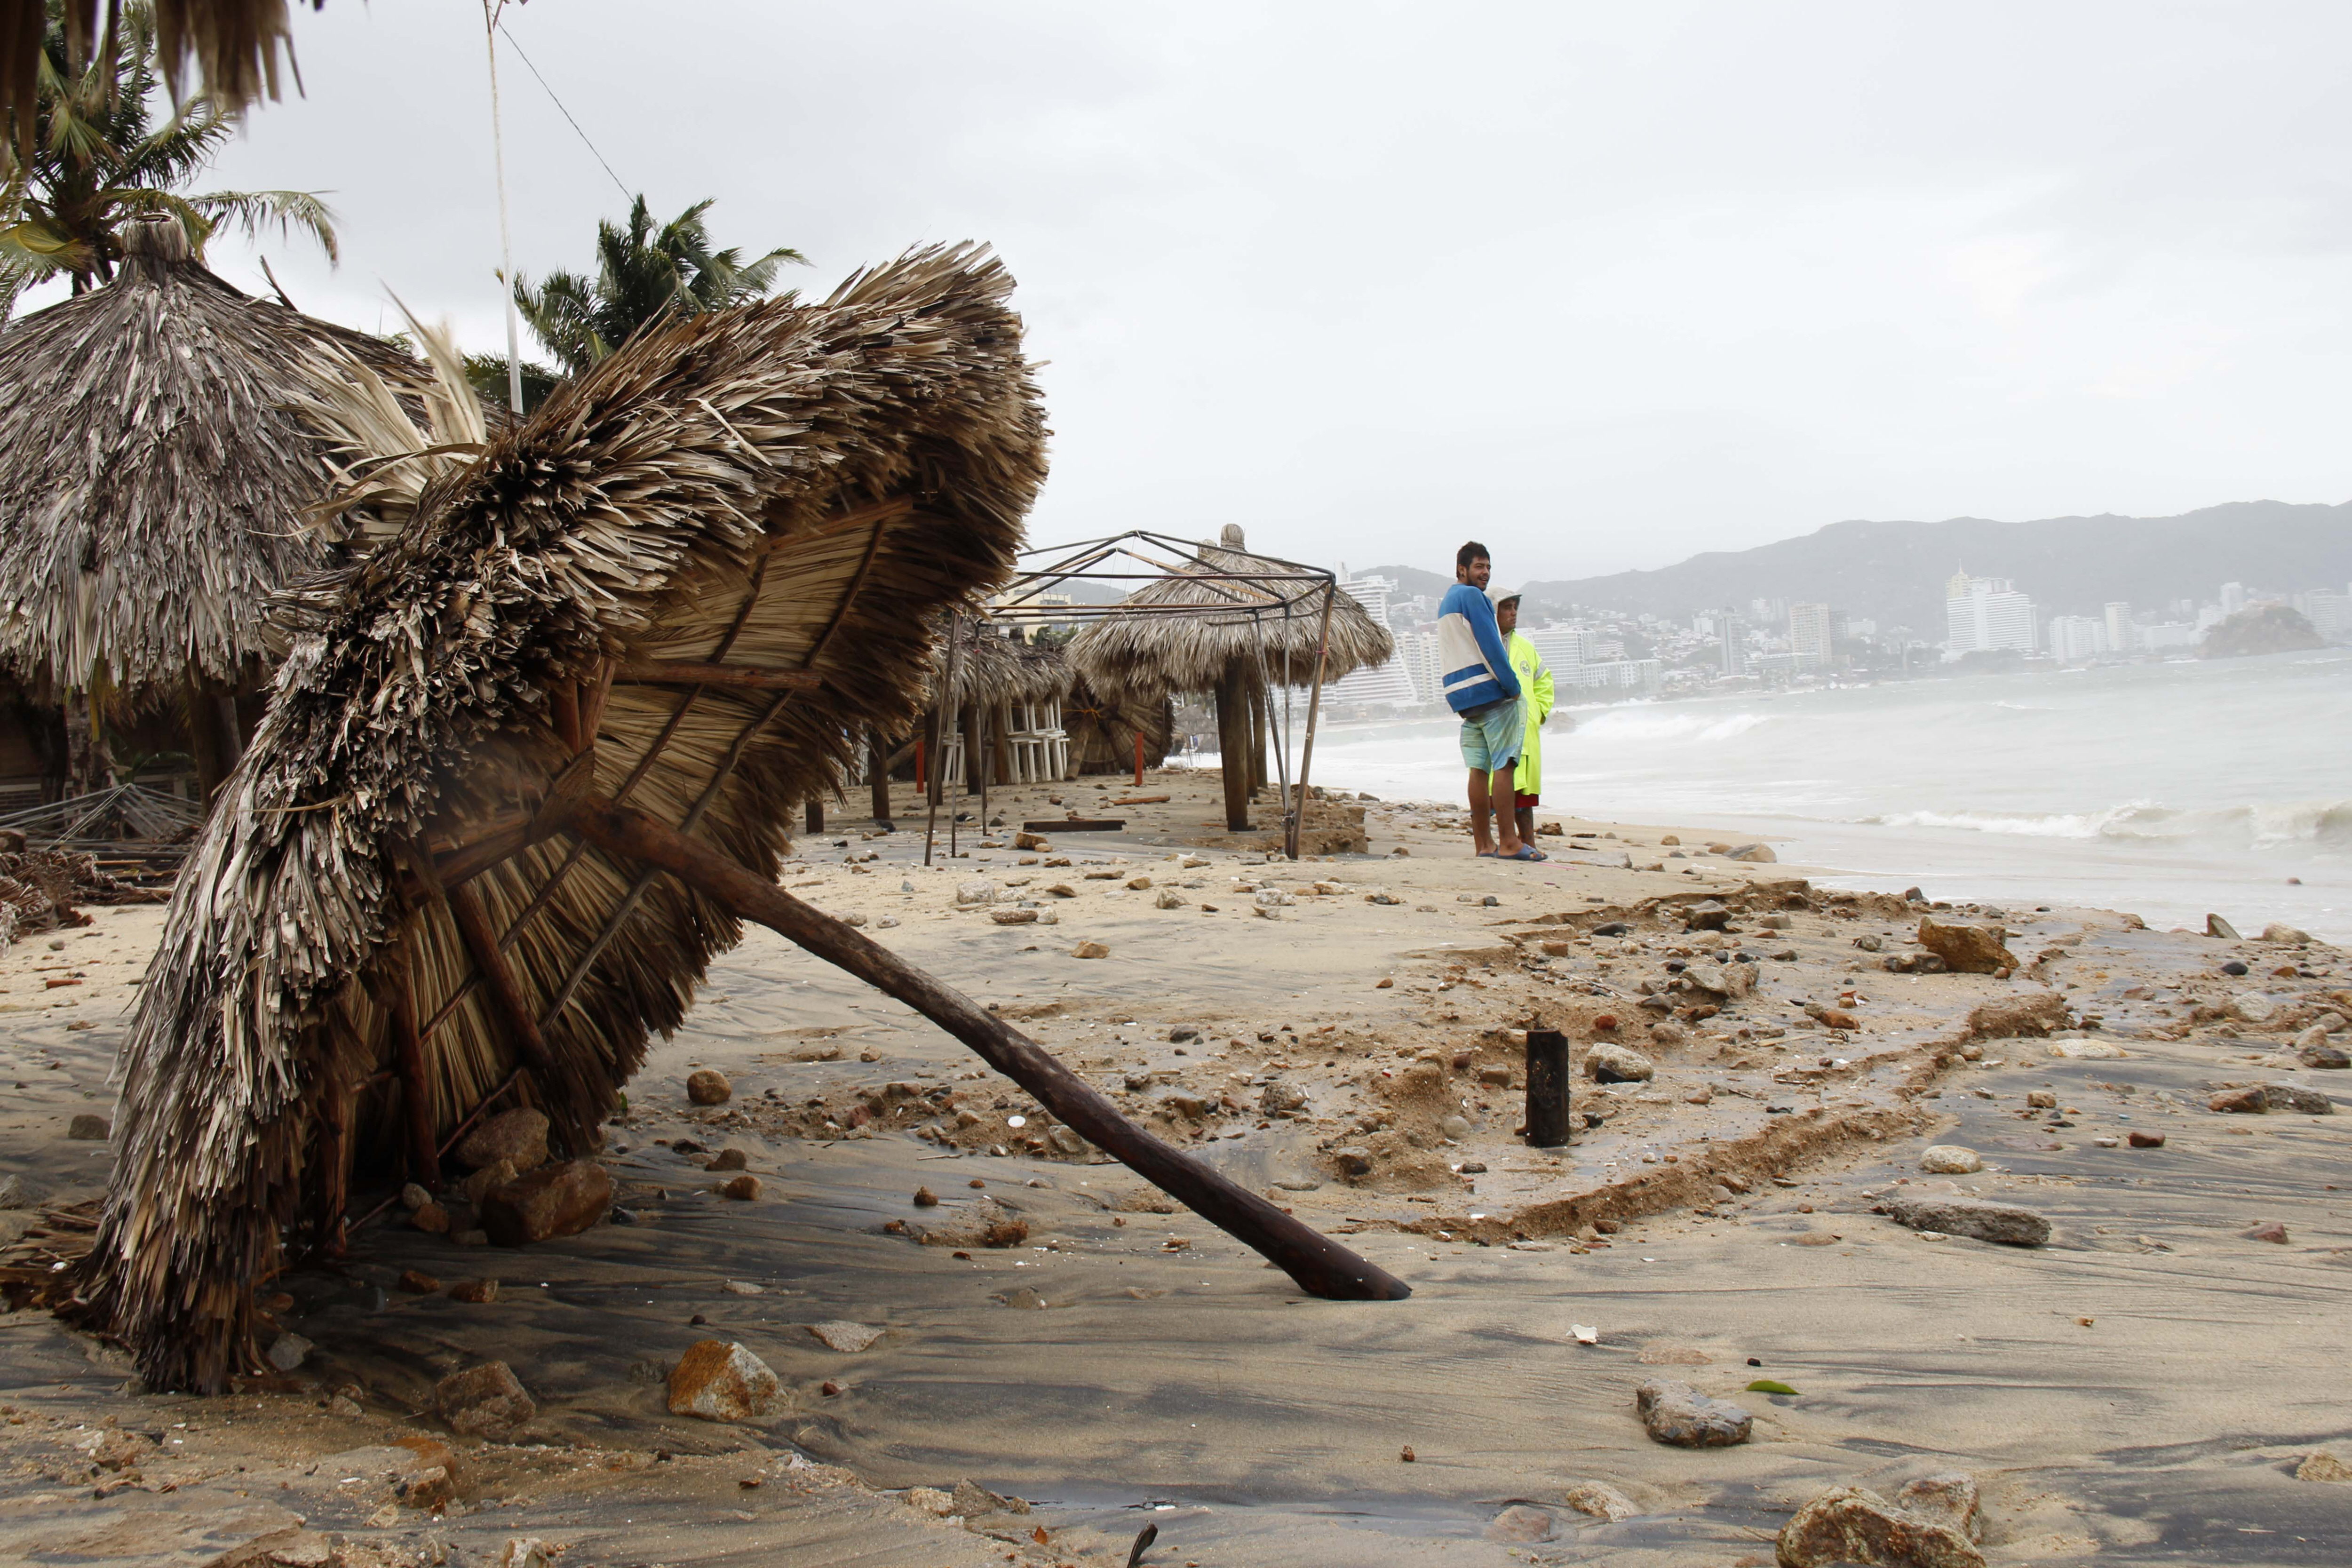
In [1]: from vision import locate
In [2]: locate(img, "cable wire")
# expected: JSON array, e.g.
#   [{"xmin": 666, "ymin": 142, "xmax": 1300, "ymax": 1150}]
[{"xmin": 497, "ymin": 20, "xmax": 634, "ymax": 205}]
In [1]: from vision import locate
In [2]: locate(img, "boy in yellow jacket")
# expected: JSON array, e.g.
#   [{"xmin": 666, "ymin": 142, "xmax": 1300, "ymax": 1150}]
[{"xmin": 1493, "ymin": 590, "xmax": 1554, "ymax": 845}]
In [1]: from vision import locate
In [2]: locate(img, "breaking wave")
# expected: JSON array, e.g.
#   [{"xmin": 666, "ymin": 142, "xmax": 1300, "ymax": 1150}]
[{"xmin": 1866, "ymin": 799, "xmax": 2352, "ymax": 849}]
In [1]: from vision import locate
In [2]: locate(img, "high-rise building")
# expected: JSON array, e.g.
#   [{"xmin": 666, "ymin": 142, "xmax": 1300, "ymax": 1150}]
[
  {"xmin": 2103, "ymin": 602, "xmax": 2131, "ymax": 652},
  {"xmin": 1398, "ymin": 624, "xmax": 1445, "ymax": 703},
  {"xmin": 1324, "ymin": 568, "xmax": 1417, "ymax": 706},
  {"xmin": 1720, "ymin": 613, "xmax": 1748, "ymax": 676},
  {"xmin": 1788, "ymin": 603, "xmax": 1834, "ymax": 667},
  {"xmin": 1524, "ymin": 622, "xmax": 1592, "ymax": 672},
  {"xmin": 2046, "ymin": 615, "xmax": 2104, "ymax": 662},
  {"xmin": 1945, "ymin": 576, "xmax": 2035, "ymax": 654},
  {"xmin": 2221, "ymin": 581, "xmax": 2247, "ymax": 614},
  {"xmin": 2294, "ymin": 590, "xmax": 2352, "ymax": 645}
]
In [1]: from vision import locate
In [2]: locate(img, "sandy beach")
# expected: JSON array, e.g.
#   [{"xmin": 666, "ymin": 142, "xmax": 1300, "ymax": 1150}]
[{"xmin": 4, "ymin": 765, "xmax": 2349, "ymax": 1565}]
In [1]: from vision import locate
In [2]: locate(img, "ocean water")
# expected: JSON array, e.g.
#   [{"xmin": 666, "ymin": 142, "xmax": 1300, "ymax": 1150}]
[{"xmin": 1211, "ymin": 649, "xmax": 2352, "ymax": 941}]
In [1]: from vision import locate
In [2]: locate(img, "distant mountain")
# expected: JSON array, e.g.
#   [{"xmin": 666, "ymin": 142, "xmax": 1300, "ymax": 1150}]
[
  {"xmin": 1356, "ymin": 562, "xmax": 1456, "ymax": 602},
  {"xmin": 1375, "ymin": 500, "xmax": 2352, "ymax": 634}
]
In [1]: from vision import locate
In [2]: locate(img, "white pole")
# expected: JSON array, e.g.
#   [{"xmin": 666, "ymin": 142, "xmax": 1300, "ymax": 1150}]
[{"xmin": 484, "ymin": 1, "xmax": 525, "ymax": 414}]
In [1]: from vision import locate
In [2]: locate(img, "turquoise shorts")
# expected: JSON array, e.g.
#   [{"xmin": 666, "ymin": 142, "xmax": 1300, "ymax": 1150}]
[{"xmin": 1459, "ymin": 697, "xmax": 1524, "ymax": 772}]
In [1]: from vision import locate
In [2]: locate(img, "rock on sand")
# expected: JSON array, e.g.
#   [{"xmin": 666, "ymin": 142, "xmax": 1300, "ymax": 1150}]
[
  {"xmin": 437, "ymin": 1361, "xmax": 535, "ymax": 1439},
  {"xmin": 1884, "ymin": 1195, "xmax": 2048, "ymax": 1247},
  {"xmin": 1586, "ymin": 1043, "xmax": 1655, "ymax": 1083},
  {"xmin": 1635, "ymin": 1379, "xmax": 1751, "ymax": 1447},
  {"xmin": 1919, "ymin": 1146, "xmax": 1982, "ymax": 1174},
  {"xmin": 479, "ymin": 1160, "xmax": 612, "ymax": 1245},
  {"xmin": 1916, "ymin": 919, "xmax": 2017, "ymax": 975},
  {"xmin": 1776, "ymin": 1484, "xmax": 1985, "ymax": 1568},
  {"xmin": 668, "ymin": 1339, "xmax": 781, "ymax": 1423}
]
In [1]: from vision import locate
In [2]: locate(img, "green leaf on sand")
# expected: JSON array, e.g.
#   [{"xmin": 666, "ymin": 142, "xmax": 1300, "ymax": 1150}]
[{"xmin": 1746, "ymin": 1379, "xmax": 1798, "ymax": 1395}]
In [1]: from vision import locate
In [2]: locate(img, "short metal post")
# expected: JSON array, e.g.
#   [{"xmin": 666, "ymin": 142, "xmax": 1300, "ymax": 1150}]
[{"xmin": 1524, "ymin": 1027, "xmax": 1572, "ymax": 1146}]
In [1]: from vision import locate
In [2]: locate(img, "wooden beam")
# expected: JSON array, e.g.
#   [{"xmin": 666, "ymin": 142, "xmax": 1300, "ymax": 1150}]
[
  {"xmin": 767, "ymin": 494, "xmax": 915, "ymax": 551},
  {"xmin": 444, "ymin": 879, "xmax": 558, "ymax": 1078},
  {"xmin": 388, "ymin": 940, "xmax": 440, "ymax": 1190},
  {"xmin": 614, "ymin": 660, "xmax": 825, "ymax": 691},
  {"xmin": 561, "ymin": 792, "xmax": 1411, "ymax": 1304}
]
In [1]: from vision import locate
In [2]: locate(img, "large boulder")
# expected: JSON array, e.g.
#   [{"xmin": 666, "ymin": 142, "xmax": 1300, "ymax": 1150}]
[
  {"xmin": 480, "ymin": 1161, "xmax": 612, "ymax": 1246},
  {"xmin": 456, "ymin": 1107, "xmax": 549, "ymax": 1173},
  {"xmin": 1915, "ymin": 919, "xmax": 2017, "ymax": 975}
]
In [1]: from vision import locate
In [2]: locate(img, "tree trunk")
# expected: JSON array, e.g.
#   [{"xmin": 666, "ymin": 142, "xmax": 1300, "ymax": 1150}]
[
  {"xmin": 1214, "ymin": 664, "xmax": 1251, "ymax": 832},
  {"xmin": 1247, "ymin": 683, "xmax": 1268, "ymax": 797},
  {"xmin": 563, "ymin": 793, "xmax": 1410, "ymax": 1303},
  {"xmin": 869, "ymin": 729, "xmax": 893, "ymax": 824}
]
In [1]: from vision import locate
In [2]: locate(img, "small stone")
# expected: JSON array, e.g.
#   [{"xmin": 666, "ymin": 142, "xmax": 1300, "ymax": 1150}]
[
  {"xmin": 1635, "ymin": 1378, "xmax": 1751, "ymax": 1447},
  {"xmin": 1000, "ymin": 1285, "xmax": 1049, "ymax": 1310},
  {"xmin": 1586, "ymin": 1043, "xmax": 1655, "ymax": 1083},
  {"xmin": 687, "ymin": 1069, "xmax": 733, "ymax": 1105},
  {"xmin": 667, "ymin": 1339, "xmax": 781, "ymax": 1423},
  {"xmin": 1155, "ymin": 889, "xmax": 1187, "ymax": 909},
  {"xmin": 412, "ymin": 1201, "xmax": 451, "ymax": 1234},
  {"xmin": 2296, "ymin": 1451, "xmax": 2352, "ymax": 1483},
  {"xmin": 808, "ymin": 1320, "xmax": 883, "ymax": 1352},
  {"xmin": 266, "ymin": 1331, "xmax": 311, "ymax": 1371},
  {"xmin": 66, "ymin": 1113, "xmax": 109, "ymax": 1140},
  {"xmin": 2300, "ymin": 1039, "xmax": 2352, "ymax": 1070},
  {"xmin": 1776, "ymin": 1484, "xmax": 1986, "ymax": 1568},
  {"xmin": 905, "ymin": 1485, "xmax": 956, "ymax": 1514},
  {"xmin": 990, "ymin": 907, "xmax": 1038, "ymax": 925},
  {"xmin": 400, "ymin": 1182, "xmax": 431, "ymax": 1211},
  {"xmin": 437, "ymin": 1361, "xmax": 535, "ymax": 1439},
  {"xmin": 1965, "ymin": 991, "xmax": 2069, "ymax": 1039},
  {"xmin": 719, "ymin": 1173, "xmax": 763, "ymax": 1200},
  {"xmin": 495, "ymin": 1541, "xmax": 549, "ymax": 1568},
  {"xmin": 1072, "ymin": 940, "xmax": 1110, "ymax": 959},
  {"xmin": 1915, "ymin": 918, "xmax": 2017, "ymax": 975},
  {"xmin": 1484, "ymin": 1504, "xmax": 1557, "ymax": 1542},
  {"xmin": 1884, "ymin": 1195, "xmax": 2048, "ymax": 1247},
  {"xmin": 1261, "ymin": 1080, "xmax": 1308, "ymax": 1114},
  {"xmin": 1562, "ymin": 1480, "xmax": 1639, "ymax": 1521},
  {"xmin": 2206, "ymin": 913, "xmax": 2241, "ymax": 939},
  {"xmin": 2262, "ymin": 922, "xmax": 2313, "ymax": 945},
  {"xmin": 2232, "ymin": 991, "xmax": 2278, "ymax": 1025},
  {"xmin": 2026, "ymin": 1090, "xmax": 2057, "ymax": 1108},
  {"xmin": 1726, "ymin": 843, "xmax": 1776, "ymax": 863},
  {"xmin": 480, "ymin": 1160, "xmax": 614, "ymax": 1244},
  {"xmin": 913, "ymin": 1186, "xmax": 939, "ymax": 1207},
  {"xmin": 448, "ymin": 1277, "xmax": 501, "ymax": 1304},
  {"xmin": 2127, "ymin": 1130, "xmax": 2164, "ymax": 1148},
  {"xmin": 706, "ymin": 1147, "xmax": 749, "ymax": 1171},
  {"xmin": 1919, "ymin": 1146, "xmax": 1982, "ymax": 1175},
  {"xmin": 2208, "ymin": 1086, "xmax": 2268, "ymax": 1114},
  {"xmin": 396, "ymin": 1269, "xmax": 441, "ymax": 1294},
  {"xmin": 955, "ymin": 879, "xmax": 1000, "ymax": 906},
  {"xmin": 2243, "ymin": 1221, "xmax": 2288, "ymax": 1244},
  {"xmin": 1650, "ymin": 1020, "xmax": 1686, "ymax": 1046},
  {"xmin": 456, "ymin": 1107, "xmax": 550, "ymax": 1173}
]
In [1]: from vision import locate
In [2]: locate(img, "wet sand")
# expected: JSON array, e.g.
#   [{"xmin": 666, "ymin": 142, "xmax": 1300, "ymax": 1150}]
[{"xmin": 3, "ymin": 768, "xmax": 2349, "ymax": 1564}]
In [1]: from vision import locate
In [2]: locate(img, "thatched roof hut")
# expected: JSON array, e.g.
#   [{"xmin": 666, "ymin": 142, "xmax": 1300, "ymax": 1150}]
[
  {"xmin": 1067, "ymin": 525, "xmax": 1390, "ymax": 829},
  {"xmin": 1066, "ymin": 525, "xmax": 1392, "ymax": 699},
  {"xmin": 0, "ymin": 215, "xmax": 433, "ymax": 795},
  {"xmin": 83, "ymin": 245, "xmax": 1055, "ymax": 1389}
]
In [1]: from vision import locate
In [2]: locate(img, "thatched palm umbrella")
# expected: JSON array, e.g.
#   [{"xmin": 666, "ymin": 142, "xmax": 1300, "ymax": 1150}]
[
  {"xmin": 0, "ymin": 215, "xmax": 432, "ymax": 800},
  {"xmin": 1068, "ymin": 525, "xmax": 1391, "ymax": 831},
  {"xmin": 84, "ymin": 245, "xmax": 1403, "ymax": 1393}
]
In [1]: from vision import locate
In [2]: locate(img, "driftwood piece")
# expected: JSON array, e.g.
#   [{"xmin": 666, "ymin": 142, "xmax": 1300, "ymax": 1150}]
[
  {"xmin": 1021, "ymin": 818, "xmax": 1127, "ymax": 833},
  {"xmin": 564, "ymin": 793, "xmax": 1410, "ymax": 1303}
]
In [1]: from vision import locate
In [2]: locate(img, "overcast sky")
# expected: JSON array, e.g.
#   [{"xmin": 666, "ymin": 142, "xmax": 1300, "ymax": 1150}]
[{"xmin": 44, "ymin": 1, "xmax": 2352, "ymax": 580}]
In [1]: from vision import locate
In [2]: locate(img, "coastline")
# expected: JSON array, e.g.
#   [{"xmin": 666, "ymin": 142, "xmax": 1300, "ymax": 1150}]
[{"xmin": 1, "ymin": 765, "xmax": 2346, "ymax": 1564}]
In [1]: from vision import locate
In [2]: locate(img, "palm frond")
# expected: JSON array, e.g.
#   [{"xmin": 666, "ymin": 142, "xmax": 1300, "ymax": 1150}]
[{"xmin": 189, "ymin": 186, "xmax": 334, "ymax": 263}]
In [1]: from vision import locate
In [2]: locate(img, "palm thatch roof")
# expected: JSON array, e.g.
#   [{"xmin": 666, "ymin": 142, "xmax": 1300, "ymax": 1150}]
[
  {"xmin": 6, "ymin": 2, "xmax": 301, "ymax": 152},
  {"xmin": 82, "ymin": 243, "xmax": 1046, "ymax": 1391},
  {"xmin": 1066, "ymin": 526, "xmax": 1391, "ymax": 698},
  {"xmin": 926, "ymin": 615, "xmax": 1027, "ymax": 709},
  {"xmin": 0, "ymin": 214, "xmax": 431, "ymax": 700}
]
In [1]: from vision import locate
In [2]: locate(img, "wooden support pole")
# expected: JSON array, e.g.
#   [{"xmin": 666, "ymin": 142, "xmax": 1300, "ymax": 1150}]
[
  {"xmin": 869, "ymin": 729, "xmax": 892, "ymax": 825},
  {"xmin": 1214, "ymin": 664, "xmax": 1251, "ymax": 832},
  {"xmin": 805, "ymin": 798, "xmax": 824, "ymax": 834},
  {"xmin": 388, "ymin": 942, "xmax": 440, "ymax": 1190},
  {"xmin": 563, "ymin": 793, "xmax": 1410, "ymax": 1303},
  {"xmin": 1246, "ymin": 682, "xmax": 1268, "ymax": 797},
  {"xmin": 548, "ymin": 682, "xmax": 583, "ymax": 753},
  {"xmin": 1524, "ymin": 1027, "xmax": 1572, "ymax": 1147},
  {"xmin": 314, "ymin": 1074, "xmax": 350, "ymax": 1259}
]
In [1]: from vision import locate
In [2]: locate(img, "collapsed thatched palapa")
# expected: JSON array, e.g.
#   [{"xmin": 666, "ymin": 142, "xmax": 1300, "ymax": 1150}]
[
  {"xmin": 1065, "ymin": 525, "xmax": 1391, "ymax": 699},
  {"xmin": 0, "ymin": 215, "xmax": 433, "ymax": 791},
  {"xmin": 86, "ymin": 245, "xmax": 1050, "ymax": 1390}
]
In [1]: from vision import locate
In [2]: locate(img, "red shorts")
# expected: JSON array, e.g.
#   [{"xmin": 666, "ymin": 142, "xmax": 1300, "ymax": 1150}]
[{"xmin": 1514, "ymin": 791, "xmax": 1539, "ymax": 811}]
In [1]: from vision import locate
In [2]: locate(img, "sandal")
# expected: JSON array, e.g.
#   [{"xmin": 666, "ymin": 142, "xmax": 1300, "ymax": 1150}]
[{"xmin": 1498, "ymin": 845, "xmax": 1548, "ymax": 861}]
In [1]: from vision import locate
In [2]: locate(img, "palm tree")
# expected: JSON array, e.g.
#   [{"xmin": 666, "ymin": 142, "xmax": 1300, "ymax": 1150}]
[
  {"xmin": 514, "ymin": 194, "xmax": 803, "ymax": 377},
  {"xmin": 0, "ymin": 0, "xmax": 335, "ymax": 316}
]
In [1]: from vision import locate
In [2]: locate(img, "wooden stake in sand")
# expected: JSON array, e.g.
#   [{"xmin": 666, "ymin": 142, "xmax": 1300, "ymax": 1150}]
[
  {"xmin": 564, "ymin": 791, "xmax": 1412, "ymax": 1303},
  {"xmin": 1524, "ymin": 1027, "xmax": 1572, "ymax": 1147}
]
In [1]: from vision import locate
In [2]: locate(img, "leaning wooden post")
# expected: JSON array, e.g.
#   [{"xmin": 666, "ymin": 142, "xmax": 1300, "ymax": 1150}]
[
  {"xmin": 562, "ymin": 793, "xmax": 1411, "ymax": 1302},
  {"xmin": 869, "ymin": 729, "xmax": 893, "ymax": 825}
]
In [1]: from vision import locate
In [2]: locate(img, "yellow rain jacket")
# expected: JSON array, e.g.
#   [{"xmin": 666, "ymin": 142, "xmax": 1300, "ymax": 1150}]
[{"xmin": 1507, "ymin": 630, "xmax": 1554, "ymax": 797}]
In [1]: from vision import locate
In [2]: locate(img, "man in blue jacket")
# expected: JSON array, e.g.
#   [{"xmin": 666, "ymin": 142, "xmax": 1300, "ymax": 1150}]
[{"xmin": 1438, "ymin": 541, "xmax": 1541, "ymax": 860}]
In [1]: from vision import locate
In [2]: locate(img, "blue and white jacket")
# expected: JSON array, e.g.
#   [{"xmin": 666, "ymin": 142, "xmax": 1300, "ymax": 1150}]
[{"xmin": 1436, "ymin": 582, "xmax": 1522, "ymax": 713}]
